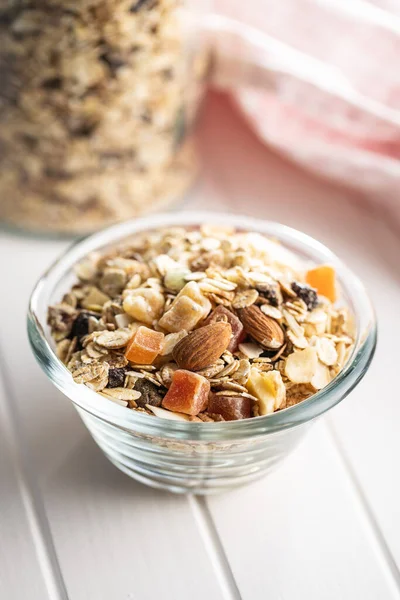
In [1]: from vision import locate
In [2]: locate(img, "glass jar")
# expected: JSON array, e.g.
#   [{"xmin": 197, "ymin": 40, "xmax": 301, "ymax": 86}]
[
  {"xmin": 28, "ymin": 212, "xmax": 376, "ymax": 494},
  {"xmin": 0, "ymin": 0, "xmax": 209, "ymax": 234}
]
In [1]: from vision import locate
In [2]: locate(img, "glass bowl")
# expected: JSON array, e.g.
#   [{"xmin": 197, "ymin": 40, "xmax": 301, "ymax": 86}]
[{"xmin": 28, "ymin": 212, "xmax": 377, "ymax": 494}]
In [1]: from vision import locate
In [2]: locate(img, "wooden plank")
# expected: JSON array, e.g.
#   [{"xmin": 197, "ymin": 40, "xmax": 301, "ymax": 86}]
[
  {"xmin": 0, "ymin": 233, "xmax": 229, "ymax": 600},
  {"xmin": 0, "ymin": 365, "xmax": 59, "ymax": 600},
  {"xmin": 207, "ymin": 422, "xmax": 400, "ymax": 600},
  {"xmin": 42, "ymin": 436, "xmax": 227, "ymax": 600},
  {"xmin": 325, "ymin": 210, "xmax": 400, "ymax": 567}
]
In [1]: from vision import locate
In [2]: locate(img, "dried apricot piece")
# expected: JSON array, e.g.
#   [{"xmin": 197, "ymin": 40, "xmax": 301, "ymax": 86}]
[
  {"xmin": 125, "ymin": 326, "xmax": 164, "ymax": 365},
  {"xmin": 305, "ymin": 265, "xmax": 337, "ymax": 303},
  {"xmin": 162, "ymin": 369, "xmax": 210, "ymax": 415}
]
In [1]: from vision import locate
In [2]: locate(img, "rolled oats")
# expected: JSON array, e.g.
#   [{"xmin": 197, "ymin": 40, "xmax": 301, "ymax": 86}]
[{"xmin": 48, "ymin": 225, "xmax": 355, "ymax": 421}]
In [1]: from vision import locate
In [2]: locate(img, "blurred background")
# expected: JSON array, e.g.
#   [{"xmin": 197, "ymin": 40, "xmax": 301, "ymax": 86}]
[
  {"xmin": 1, "ymin": 0, "xmax": 400, "ymax": 235},
  {"xmin": 1, "ymin": 2, "xmax": 400, "ymax": 599}
]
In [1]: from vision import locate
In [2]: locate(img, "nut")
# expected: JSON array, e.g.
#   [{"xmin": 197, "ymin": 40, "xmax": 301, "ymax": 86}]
[
  {"xmin": 172, "ymin": 322, "xmax": 232, "ymax": 371},
  {"xmin": 237, "ymin": 305, "xmax": 284, "ymax": 349}
]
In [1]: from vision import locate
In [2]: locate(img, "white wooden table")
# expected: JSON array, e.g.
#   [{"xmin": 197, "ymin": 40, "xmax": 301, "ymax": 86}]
[{"xmin": 1, "ymin": 92, "xmax": 400, "ymax": 600}]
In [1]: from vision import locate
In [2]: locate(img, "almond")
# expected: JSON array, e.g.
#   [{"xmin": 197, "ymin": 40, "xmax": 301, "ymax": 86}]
[
  {"xmin": 237, "ymin": 305, "xmax": 284, "ymax": 349},
  {"xmin": 172, "ymin": 322, "xmax": 232, "ymax": 371}
]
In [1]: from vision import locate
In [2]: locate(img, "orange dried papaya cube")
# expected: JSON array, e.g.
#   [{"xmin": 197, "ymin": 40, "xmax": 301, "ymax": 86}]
[
  {"xmin": 162, "ymin": 370, "xmax": 210, "ymax": 416},
  {"xmin": 306, "ymin": 265, "xmax": 337, "ymax": 303},
  {"xmin": 125, "ymin": 326, "xmax": 164, "ymax": 364}
]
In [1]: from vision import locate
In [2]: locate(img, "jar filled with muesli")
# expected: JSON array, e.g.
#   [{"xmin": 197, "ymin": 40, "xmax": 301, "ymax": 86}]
[{"xmin": 0, "ymin": 0, "xmax": 209, "ymax": 234}]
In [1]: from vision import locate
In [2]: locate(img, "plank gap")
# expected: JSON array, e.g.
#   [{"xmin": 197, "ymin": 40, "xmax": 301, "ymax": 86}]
[
  {"xmin": 189, "ymin": 495, "xmax": 242, "ymax": 600},
  {"xmin": 0, "ymin": 348, "xmax": 70, "ymax": 600},
  {"xmin": 326, "ymin": 417, "xmax": 400, "ymax": 598}
]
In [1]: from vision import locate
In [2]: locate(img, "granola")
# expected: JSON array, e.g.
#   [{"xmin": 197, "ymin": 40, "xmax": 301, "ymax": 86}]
[
  {"xmin": 47, "ymin": 225, "xmax": 356, "ymax": 421},
  {"xmin": 0, "ymin": 1, "xmax": 207, "ymax": 233}
]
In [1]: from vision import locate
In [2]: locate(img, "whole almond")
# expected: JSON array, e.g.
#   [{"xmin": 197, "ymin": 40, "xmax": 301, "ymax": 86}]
[
  {"xmin": 172, "ymin": 322, "xmax": 232, "ymax": 371},
  {"xmin": 237, "ymin": 305, "xmax": 284, "ymax": 349}
]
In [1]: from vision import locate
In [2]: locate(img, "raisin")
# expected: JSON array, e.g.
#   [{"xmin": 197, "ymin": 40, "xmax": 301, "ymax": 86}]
[
  {"xmin": 257, "ymin": 284, "xmax": 279, "ymax": 307},
  {"xmin": 42, "ymin": 77, "xmax": 62, "ymax": 90},
  {"xmin": 108, "ymin": 368, "xmax": 127, "ymax": 388},
  {"xmin": 260, "ymin": 348, "xmax": 279, "ymax": 359},
  {"xmin": 291, "ymin": 281, "xmax": 318, "ymax": 310},
  {"xmin": 174, "ymin": 106, "xmax": 186, "ymax": 149},
  {"xmin": 134, "ymin": 379, "xmax": 163, "ymax": 408},
  {"xmin": 99, "ymin": 52, "xmax": 126, "ymax": 75},
  {"xmin": 129, "ymin": 0, "xmax": 156, "ymax": 12},
  {"xmin": 69, "ymin": 312, "xmax": 90, "ymax": 339}
]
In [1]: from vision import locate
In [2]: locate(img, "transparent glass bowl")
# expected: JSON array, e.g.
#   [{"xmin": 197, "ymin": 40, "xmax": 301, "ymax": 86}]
[{"xmin": 28, "ymin": 212, "xmax": 377, "ymax": 494}]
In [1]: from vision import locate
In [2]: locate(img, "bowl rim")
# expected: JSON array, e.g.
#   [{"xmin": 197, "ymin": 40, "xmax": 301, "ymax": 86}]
[{"xmin": 27, "ymin": 211, "xmax": 377, "ymax": 441}]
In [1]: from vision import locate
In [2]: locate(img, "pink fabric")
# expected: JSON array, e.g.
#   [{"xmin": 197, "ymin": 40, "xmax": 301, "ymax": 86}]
[{"xmin": 210, "ymin": 0, "xmax": 400, "ymax": 227}]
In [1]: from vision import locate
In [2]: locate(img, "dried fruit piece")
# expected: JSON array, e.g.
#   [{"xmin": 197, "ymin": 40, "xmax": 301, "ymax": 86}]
[
  {"xmin": 291, "ymin": 281, "xmax": 318, "ymax": 310},
  {"xmin": 69, "ymin": 311, "xmax": 97, "ymax": 340},
  {"xmin": 162, "ymin": 369, "xmax": 210, "ymax": 415},
  {"xmin": 284, "ymin": 347, "xmax": 319, "ymax": 384},
  {"xmin": 108, "ymin": 367, "xmax": 127, "ymax": 388},
  {"xmin": 123, "ymin": 288, "xmax": 165, "ymax": 325},
  {"xmin": 172, "ymin": 322, "xmax": 232, "ymax": 371},
  {"xmin": 306, "ymin": 265, "xmax": 337, "ymax": 303},
  {"xmin": 159, "ymin": 295, "xmax": 204, "ymax": 332},
  {"xmin": 238, "ymin": 305, "xmax": 284, "ymax": 349},
  {"xmin": 257, "ymin": 283, "xmax": 281, "ymax": 306},
  {"xmin": 125, "ymin": 326, "xmax": 164, "ymax": 364},
  {"xmin": 164, "ymin": 268, "xmax": 191, "ymax": 292},
  {"xmin": 204, "ymin": 306, "xmax": 244, "ymax": 352},
  {"xmin": 208, "ymin": 394, "xmax": 252, "ymax": 421},
  {"xmin": 159, "ymin": 282, "xmax": 211, "ymax": 332},
  {"xmin": 134, "ymin": 379, "xmax": 163, "ymax": 407},
  {"xmin": 246, "ymin": 368, "xmax": 286, "ymax": 415}
]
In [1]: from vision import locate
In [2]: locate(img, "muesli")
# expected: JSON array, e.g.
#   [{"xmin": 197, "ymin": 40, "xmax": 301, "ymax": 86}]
[
  {"xmin": 48, "ymin": 225, "xmax": 355, "ymax": 421},
  {"xmin": 0, "ymin": 0, "xmax": 204, "ymax": 233}
]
